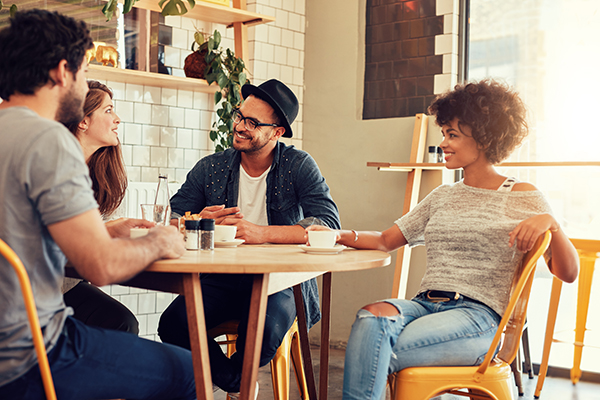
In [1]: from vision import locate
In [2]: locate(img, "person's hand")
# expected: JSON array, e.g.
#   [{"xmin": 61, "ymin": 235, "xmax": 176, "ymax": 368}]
[
  {"xmin": 304, "ymin": 224, "xmax": 340, "ymax": 244},
  {"xmin": 200, "ymin": 205, "xmax": 244, "ymax": 224},
  {"xmin": 146, "ymin": 225, "xmax": 186, "ymax": 259},
  {"xmin": 509, "ymin": 213, "xmax": 559, "ymax": 252},
  {"xmin": 106, "ymin": 218, "xmax": 155, "ymax": 238},
  {"xmin": 221, "ymin": 218, "xmax": 265, "ymax": 244}
]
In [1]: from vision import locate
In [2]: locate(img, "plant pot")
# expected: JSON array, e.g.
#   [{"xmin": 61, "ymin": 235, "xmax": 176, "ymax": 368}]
[{"xmin": 184, "ymin": 47, "xmax": 208, "ymax": 79}]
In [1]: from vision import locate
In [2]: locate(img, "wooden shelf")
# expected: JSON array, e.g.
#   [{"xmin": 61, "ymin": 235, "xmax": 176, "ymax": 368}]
[
  {"xmin": 131, "ymin": 0, "xmax": 275, "ymax": 27},
  {"xmin": 368, "ymin": 161, "xmax": 600, "ymax": 172},
  {"xmin": 87, "ymin": 64, "xmax": 220, "ymax": 92}
]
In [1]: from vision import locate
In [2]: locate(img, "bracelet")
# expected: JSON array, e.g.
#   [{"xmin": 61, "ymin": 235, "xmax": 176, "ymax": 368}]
[{"xmin": 351, "ymin": 230, "xmax": 359, "ymax": 242}]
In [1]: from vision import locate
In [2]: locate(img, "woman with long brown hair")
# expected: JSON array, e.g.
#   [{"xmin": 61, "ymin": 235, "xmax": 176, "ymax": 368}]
[{"xmin": 63, "ymin": 80, "xmax": 139, "ymax": 334}]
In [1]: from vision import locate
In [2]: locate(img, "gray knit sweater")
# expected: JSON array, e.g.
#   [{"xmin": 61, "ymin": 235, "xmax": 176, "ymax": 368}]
[{"xmin": 395, "ymin": 180, "xmax": 552, "ymax": 316}]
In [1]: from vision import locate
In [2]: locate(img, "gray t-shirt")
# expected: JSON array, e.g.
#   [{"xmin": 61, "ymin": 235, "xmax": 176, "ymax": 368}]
[
  {"xmin": 0, "ymin": 107, "xmax": 98, "ymax": 386},
  {"xmin": 395, "ymin": 180, "xmax": 552, "ymax": 316}
]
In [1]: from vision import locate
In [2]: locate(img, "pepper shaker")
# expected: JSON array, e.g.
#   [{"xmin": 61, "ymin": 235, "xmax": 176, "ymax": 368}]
[{"xmin": 200, "ymin": 218, "xmax": 215, "ymax": 251}]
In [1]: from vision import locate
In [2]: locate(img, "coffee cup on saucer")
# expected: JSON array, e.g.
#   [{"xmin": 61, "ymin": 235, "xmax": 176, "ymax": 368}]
[
  {"xmin": 214, "ymin": 225, "xmax": 237, "ymax": 242},
  {"xmin": 308, "ymin": 230, "xmax": 337, "ymax": 248}
]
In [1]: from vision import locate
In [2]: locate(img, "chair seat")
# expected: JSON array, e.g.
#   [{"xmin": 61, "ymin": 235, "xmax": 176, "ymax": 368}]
[{"xmin": 392, "ymin": 362, "xmax": 513, "ymax": 399}]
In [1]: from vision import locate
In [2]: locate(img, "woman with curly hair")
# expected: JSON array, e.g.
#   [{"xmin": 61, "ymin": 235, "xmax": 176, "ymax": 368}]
[
  {"xmin": 308, "ymin": 79, "xmax": 579, "ymax": 400},
  {"xmin": 62, "ymin": 80, "xmax": 140, "ymax": 334}
]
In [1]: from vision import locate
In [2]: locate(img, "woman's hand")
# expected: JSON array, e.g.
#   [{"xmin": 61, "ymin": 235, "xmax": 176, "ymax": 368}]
[{"xmin": 509, "ymin": 213, "xmax": 559, "ymax": 252}]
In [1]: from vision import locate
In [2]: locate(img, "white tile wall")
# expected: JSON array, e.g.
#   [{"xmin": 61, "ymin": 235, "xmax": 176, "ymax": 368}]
[
  {"xmin": 434, "ymin": 0, "xmax": 460, "ymax": 94},
  {"xmin": 95, "ymin": 0, "xmax": 306, "ymax": 341}
]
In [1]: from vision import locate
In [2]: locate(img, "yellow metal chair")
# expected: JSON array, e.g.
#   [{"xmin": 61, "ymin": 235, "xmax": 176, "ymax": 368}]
[
  {"xmin": 0, "ymin": 239, "xmax": 57, "ymax": 400},
  {"xmin": 208, "ymin": 318, "xmax": 309, "ymax": 400},
  {"xmin": 387, "ymin": 231, "xmax": 552, "ymax": 400}
]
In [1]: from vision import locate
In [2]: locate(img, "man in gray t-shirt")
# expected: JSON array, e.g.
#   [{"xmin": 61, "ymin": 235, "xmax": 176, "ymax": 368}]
[{"xmin": 0, "ymin": 10, "xmax": 195, "ymax": 400}]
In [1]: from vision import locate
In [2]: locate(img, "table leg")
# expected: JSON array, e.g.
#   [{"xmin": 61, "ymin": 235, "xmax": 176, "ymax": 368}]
[
  {"xmin": 571, "ymin": 252, "xmax": 596, "ymax": 384},
  {"xmin": 293, "ymin": 284, "xmax": 318, "ymax": 400},
  {"xmin": 239, "ymin": 274, "xmax": 270, "ymax": 400},
  {"xmin": 534, "ymin": 276, "xmax": 563, "ymax": 399},
  {"xmin": 182, "ymin": 274, "xmax": 214, "ymax": 400},
  {"xmin": 319, "ymin": 272, "xmax": 332, "ymax": 400}
]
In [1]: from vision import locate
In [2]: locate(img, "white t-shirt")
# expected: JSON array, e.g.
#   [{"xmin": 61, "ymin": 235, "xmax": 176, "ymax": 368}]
[{"xmin": 237, "ymin": 165, "xmax": 270, "ymax": 226}]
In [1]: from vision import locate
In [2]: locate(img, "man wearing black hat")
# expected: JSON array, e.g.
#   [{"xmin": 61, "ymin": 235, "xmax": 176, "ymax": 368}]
[{"xmin": 159, "ymin": 79, "xmax": 340, "ymax": 395}]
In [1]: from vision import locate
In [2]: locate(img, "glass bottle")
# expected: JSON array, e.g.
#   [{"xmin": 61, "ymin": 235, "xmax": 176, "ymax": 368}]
[
  {"xmin": 185, "ymin": 220, "xmax": 200, "ymax": 250},
  {"xmin": 200, "ymin": 219, "xmax": 215, "ymax": 250},
  {"xmin": 154, "ymin": 174, "xmax": 171, "ymax": 225}
]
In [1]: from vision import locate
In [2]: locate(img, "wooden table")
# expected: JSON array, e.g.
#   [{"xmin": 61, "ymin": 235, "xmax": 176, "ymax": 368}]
[{"xmin": 106, "ymin": 244, "xmax": 391, "ymax": 400}]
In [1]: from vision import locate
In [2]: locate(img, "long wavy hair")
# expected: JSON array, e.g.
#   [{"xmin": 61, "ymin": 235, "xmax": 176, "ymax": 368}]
[{"xmin": 67, "ymin": 81, "xmax": 127, "ymax": 217}]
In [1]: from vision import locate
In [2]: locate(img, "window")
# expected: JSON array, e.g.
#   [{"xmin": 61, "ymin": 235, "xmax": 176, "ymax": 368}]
[{"xmin": 468, "ymin": 0, "xmax": 600, "ymax": 374}]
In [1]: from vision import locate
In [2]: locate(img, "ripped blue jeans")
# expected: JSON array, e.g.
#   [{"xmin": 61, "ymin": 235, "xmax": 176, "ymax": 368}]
[{"xmin": 342, "ymin": 293, "xmax": 501, "ymax": 400}]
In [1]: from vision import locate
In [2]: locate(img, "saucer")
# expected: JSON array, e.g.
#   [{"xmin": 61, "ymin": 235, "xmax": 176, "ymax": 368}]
[
  {"xmin": 299, "ymin": 245, "xmax": 346, "ymax": 255},
  {"xmin": 214, "ymin": 239, "xmax": 245, "ymax": 247}
]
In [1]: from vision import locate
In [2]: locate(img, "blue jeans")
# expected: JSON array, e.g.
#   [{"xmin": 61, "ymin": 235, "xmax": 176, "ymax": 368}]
[
  {"xmin": 0, "ymin": 317, "xmax": 196, "ymax": 400},
  {"xmin": 158, "ymin": 273, "xmax": 297, "ymax": 393},
  {"xmin": 342, "ymin": 294, "xmax": 501, "ymax": 400}
]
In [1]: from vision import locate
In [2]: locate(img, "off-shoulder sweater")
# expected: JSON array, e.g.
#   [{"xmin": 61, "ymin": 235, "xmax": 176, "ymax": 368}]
[{"xmin": 395, "ymin": 180, "xmax": 552, "ymax": 316}]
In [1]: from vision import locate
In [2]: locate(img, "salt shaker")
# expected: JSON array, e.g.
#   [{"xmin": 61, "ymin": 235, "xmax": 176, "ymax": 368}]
[
  {"xmin": 185, "ymin": 220, "xmax": 200, "ymax": 250},
  {"xmin": 437, "ymin": 146, "xmax": 444, "ymax": 163},
  {"xmin": 200, "ymin": 218, "xmax": 215, "ymax": 251},
  {"xmin": 428, "ymin": 146, "xmax": 438, "ymax": 163}
]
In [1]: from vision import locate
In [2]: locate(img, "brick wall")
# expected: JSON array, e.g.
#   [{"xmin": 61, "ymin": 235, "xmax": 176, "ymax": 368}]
[{"xmin": 363, "ymin": 0, "xmax": 445, "ymax": 119}]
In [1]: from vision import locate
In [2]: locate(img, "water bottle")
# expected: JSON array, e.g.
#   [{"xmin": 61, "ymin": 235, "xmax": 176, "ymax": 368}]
[{"xmin": 154, "ymin": 174, "xmax": 171, "ymax": 225}]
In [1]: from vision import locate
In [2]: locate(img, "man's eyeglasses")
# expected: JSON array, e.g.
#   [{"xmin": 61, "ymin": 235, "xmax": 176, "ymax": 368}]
[{"xmin": 232, "ymin": 109, "xmax": 278, "ymax": 132}]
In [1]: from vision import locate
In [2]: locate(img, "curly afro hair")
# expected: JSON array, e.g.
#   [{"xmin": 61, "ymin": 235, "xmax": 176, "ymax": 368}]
[{"xmin": 428, "ymin": 79, "xmax": 528, "ymax": 164}]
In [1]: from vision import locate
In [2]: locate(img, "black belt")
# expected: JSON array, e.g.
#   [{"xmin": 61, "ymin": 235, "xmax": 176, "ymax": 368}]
[{"xmin": 425, "ymin": 290, "xmax": 460, "ymax": 302}]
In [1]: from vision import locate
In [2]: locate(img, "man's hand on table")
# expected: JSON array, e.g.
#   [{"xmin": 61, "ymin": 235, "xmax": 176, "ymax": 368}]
[
  {"xmin": 200, "ymin": 205, "xmax": 244, "ymax": 224},
  {"xmin": 221, "ymin": 218, "xmax": 266, "ymax": 244},
  {"xmin": 145, "ymin": 225, "xmax": 186, "ymax": 259}
]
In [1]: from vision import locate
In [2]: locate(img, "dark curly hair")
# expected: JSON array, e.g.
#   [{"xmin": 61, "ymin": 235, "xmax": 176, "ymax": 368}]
[
  {"xmin": 0, "ymin": 9, "xmax": 93, "ymax": 100},
  {"xmin": 428, "ymin": 79, "xmax": 528, "ymax": 164}
]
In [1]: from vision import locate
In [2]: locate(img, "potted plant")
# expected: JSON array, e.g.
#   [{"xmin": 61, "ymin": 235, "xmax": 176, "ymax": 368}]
[{"xmin": 186, "ymin": 29, "xmax": 248, "ymax": 152}]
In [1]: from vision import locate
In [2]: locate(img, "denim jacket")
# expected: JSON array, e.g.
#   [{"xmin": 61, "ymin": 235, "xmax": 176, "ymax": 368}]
[{"xmin": 170, "ymin": 142, "xmax": 341, "ymax": 328}]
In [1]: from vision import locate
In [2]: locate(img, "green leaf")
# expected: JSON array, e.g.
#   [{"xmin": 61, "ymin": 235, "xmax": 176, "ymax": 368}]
[
  {"xmin": 9, "ymin": 3, "xmax": 15, "ymax": 16},
  {"xmin": 213, "ymin": 30, "xmax": 221, "ymax": 48},
  {"xmin": 205, "ymin": 72, "xmax": 218, "ymax": 85},
  {"xmin": 160, "ymin": 0, "xmax": 188, "ymax": 16},
  {"xmin": 187, "ymin": 0, "xmax": 195, "ymax": 10},
  {"xmin": 214, "ymin": 91, "xmax": 222, "ymax": 104},
  {"xmin": 217, "ymin": 72, "xmax": 228, "ymax": 89},
  {"xmin": 208, "ymin": 37, "xmax": 215, "ymax": 51},
  {"xmin": 238, "ymin": 72, "xmax": 247, "ymax": 87},
  {"xmin": 223, "ymin": 102, "xmax": 232, "ymax": 114},
  {"xmin": 123, "ymin": 0, "xmax": 135, "ymax": 14},
  {"xmin": 102, "ymin": 0, "xmax": 118, "ymax": 21},
  {"xmin": 0, "ymin": 1, "xmax": 4, "ymax": 11},
  {"xmin": 218, "ymin": 125, "xmax": 229, "ymax": 133},
  {"xmin": 210, "ymin": 130, "xmax": 218, "ymax": 141},
  {"xmin": 194, "ymin": 31, "xmax": 204, "ymax": 46}
]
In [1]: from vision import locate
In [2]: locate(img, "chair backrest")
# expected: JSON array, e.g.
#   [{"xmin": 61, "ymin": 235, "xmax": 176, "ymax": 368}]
[
  {"xmin": 0, "ymin": 239, "xmax": 57, "ymax": 400},
  {"xmin": 474, "ymin": 230, "xmax": 552, "ymax": 379}
]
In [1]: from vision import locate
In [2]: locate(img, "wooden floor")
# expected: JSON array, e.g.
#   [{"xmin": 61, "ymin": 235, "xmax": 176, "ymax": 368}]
[{"xmin": 213, "ymin": 345, "xmax": 600, "ymax": 400}]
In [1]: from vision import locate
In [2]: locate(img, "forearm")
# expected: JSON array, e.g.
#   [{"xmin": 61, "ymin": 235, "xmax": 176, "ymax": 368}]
[
  {"xmin": 548, "ymin": 228, "xmax": 579, "ymax": 283},
  {"xmin": 260, "ymin": 224, "xmax": 307, "ymax": 244},
  {"xmin": 338, "ymin": 225, "xmax": 407, "ymax": 252}
]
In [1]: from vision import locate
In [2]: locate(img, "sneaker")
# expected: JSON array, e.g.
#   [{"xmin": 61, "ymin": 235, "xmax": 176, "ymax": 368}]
[{"xmin": 227, "ymin": 381, "xmax": 259, "ymax": 400}]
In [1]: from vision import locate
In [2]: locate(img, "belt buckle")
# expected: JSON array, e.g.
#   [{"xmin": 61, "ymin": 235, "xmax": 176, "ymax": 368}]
[{"xmin": 426, "ymin": 291, "xmax": 459, "ymax": 303}]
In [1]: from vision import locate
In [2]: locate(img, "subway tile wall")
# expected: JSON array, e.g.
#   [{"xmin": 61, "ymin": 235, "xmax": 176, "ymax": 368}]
[{"xmin": 96, "ymin": 0, "xmax": 307, "ymax": 341}]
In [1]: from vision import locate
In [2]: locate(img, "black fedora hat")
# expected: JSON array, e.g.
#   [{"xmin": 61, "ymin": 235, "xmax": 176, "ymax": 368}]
[{"xmin": 241, "ymin": 79, "xmax": 298, "ymax": 138}]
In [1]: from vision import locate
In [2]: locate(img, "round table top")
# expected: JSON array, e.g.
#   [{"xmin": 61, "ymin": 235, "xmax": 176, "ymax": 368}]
[{"xmin": 147, "ymin": 244, "xmax": 391, "ymax": 274}]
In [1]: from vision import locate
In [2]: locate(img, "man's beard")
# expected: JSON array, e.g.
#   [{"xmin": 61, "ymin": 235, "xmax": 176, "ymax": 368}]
[
  {"xmin": 55, "ymin": 85, "xmax": 84, "ymax": 126},
  {"xmin": 232, "ymin": 128, "xmax": 271, "ymax": 154}
]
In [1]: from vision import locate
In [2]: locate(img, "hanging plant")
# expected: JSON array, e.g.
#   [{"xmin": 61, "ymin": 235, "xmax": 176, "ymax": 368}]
[
  {"xmin": 102, "ymin": 0, "xmax": 195, "ymax": 21},
  {"xmin": 195, "ymin": 29, "xmax": 248, "ymax": 152}
]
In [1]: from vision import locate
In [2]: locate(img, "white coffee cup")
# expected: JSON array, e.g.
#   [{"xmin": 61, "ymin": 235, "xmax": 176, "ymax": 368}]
[
  {"xmin": 308, "ymin": 230, "xmax": 337, "ymax": 248},
  {"xmin": 130, "ymin": 228, "xmax": 149, "ymax": 239},
  {"xmin": 214, "ymin": 225, "xmax": 237, "ymax": 242}
]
